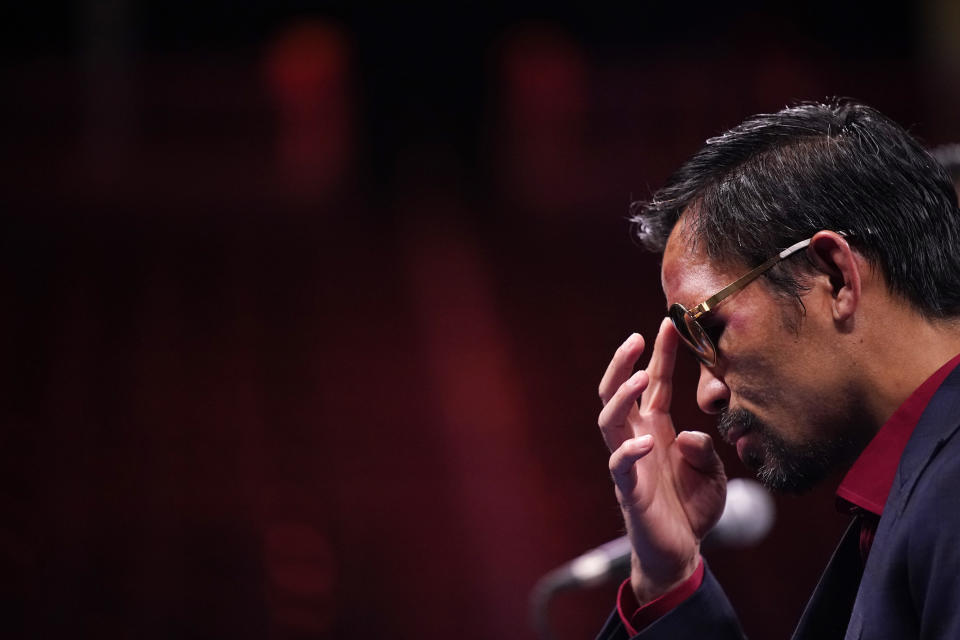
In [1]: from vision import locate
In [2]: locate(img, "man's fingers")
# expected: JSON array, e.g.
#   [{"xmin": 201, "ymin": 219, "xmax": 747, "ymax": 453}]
[
  {"xmin": 640, "ymin": 318, "xmax": 680, "ymax": 413},
  {"xmin": 608, "ymin": 434, "xmax": 655, "ymax": 497},
  {"xmin": 597, "ymin": 369, "xmax": 648, "ymax": 451},
  {"xmin": 675, "ymin": 431, "xmax": 724, "ymax": 476},
  {"xmin": 599, "ymin": 333, "xmax": 645, "ymax": 405}
]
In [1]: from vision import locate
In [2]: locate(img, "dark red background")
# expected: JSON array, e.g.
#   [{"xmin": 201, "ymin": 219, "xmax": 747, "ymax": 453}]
[{"xmin": 3, "ymin": 4, "xmax": 959, "ymax": 639}]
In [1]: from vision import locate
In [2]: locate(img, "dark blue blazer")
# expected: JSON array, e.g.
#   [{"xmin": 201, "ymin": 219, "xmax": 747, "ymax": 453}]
[{"xmin": 597, "ymin": 364, "xmax": 960, "ymax": 640}]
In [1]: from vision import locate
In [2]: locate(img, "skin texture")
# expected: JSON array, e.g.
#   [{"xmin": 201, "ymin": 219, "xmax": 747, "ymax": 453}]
[{"xmin": 598, "ymin": 217, "xmax": 960, "ymax": 605}]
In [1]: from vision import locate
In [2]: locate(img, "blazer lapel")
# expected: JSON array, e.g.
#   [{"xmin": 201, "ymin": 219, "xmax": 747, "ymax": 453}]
[{"xmin": 791, "ymin": 518, "xmax": 864, "ymax": 640}]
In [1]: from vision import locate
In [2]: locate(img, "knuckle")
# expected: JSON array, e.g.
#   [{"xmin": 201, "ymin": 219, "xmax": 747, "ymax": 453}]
[
  {"xmin": 597, "ymin": 406, "xmax": 611, "ymax": 429},
  {"xmin": 608, "ymin": 454, "xmax": 622, "ymax": 475},
  {"xmin": 598, "ymin": 384, "xmax": 609, "ymax": 401}
]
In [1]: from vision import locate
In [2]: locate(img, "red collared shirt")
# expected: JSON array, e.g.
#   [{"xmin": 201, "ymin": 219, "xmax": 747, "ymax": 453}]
[
  {"xmin": 837, "ymin": 351, "xmax": 960, "ymax": 516},
  {"xmin": 617, "ymin": 352, "xmax": 960, "ymax": 634}
]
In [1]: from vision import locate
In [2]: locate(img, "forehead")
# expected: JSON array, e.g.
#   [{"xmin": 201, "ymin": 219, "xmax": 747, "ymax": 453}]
[{"xmin": 660, "ymin": 222, "xmax": 741, "ymax": 308}]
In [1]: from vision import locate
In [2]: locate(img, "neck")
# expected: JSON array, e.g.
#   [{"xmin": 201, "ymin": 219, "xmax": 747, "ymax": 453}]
[{"xmin": 859, "ymin": 309, "xmax": 960, "ymax": 429}]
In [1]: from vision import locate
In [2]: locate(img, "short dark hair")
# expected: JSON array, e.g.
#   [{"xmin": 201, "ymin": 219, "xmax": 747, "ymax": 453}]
[{"xmin": 631, "ymin": 98, "xmax": 960, "ymax": 318}]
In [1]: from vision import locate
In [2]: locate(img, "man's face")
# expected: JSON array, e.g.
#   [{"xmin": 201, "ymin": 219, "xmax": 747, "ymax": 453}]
[{"xmin": 661, "ymin": 223, "xmax": 871, "ymax": 493}]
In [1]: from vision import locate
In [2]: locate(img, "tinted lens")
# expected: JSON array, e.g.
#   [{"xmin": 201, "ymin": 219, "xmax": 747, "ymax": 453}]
[{"xmin": 668, "ymin": 304, "xmax": 716, "ymax": 367}]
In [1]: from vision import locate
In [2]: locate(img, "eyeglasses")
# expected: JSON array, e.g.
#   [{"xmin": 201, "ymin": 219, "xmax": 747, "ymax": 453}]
[{"xmin": 668, "ymin": 237, "xmax": 812, "ymax": 367}]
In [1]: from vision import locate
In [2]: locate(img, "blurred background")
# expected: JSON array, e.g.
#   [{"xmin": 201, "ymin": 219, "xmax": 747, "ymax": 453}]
[{"xmin": 2, "ymin": 2, "xmax": 960, "ymax": 639}]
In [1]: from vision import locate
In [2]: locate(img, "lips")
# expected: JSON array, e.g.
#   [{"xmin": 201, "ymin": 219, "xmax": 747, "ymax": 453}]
[
  {"xmin": 724, "ymin": 423, "xmax": 748, "ymax": 447},
  {"xmin": 716, "ymin": 407, "xmax": 757, "ymax": 448},
  {"xmin": 735, "ymin": 433, "xmax": 753, "ymax": 461}
]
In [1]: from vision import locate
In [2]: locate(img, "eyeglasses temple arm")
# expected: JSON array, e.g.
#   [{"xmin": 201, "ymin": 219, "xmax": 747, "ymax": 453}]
[{"xmin": 689, "ymin": 238, "xmax": 812, "ymax": 319}]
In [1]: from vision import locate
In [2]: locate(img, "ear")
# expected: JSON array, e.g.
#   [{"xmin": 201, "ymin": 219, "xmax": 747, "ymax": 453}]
[{"xmin": 805, "ymin": 231, "xmax": 862, "ymax": 322}]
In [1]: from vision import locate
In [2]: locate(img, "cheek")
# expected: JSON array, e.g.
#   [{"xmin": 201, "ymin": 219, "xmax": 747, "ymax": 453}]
[
  {"xmin": 717, "ymin": 313, "xmax": 773, "ymax": 374},
  {"xmin": 722, "ymin": 303, "xmax": 808, "ymax": 377},
  {"xmin": 734, "ymin": 361, "xmax": 839, "ymax": 443},
  {"xmin": 722, "ymin": 343, "xmax": 797, "ymax": 411},
  {"xmin": 719, "ymin": 305, "xmax": 816, "ymax": 407}
]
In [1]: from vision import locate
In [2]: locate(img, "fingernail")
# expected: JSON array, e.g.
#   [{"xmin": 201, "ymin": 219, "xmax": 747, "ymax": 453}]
[
  {"xmin": 629, "ymin": 370, "xmax": 646, "ymax": 386},
  {"xmin": 635, "ymin": 434, "xmax": 654, "ymax": 447}
]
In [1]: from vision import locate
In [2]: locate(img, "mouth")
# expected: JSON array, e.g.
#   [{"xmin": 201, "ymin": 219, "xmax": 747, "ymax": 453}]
[
  {"xmin": 723, "ymin": 423, "xmax": 748, "ymax": 447},
  {"xmin": 734, "ymin": 432, "xmax": 756, "ymax": 461},
  {"xmin": 716, "ymin": 407, "xmax": 759, "ymax": 449}
]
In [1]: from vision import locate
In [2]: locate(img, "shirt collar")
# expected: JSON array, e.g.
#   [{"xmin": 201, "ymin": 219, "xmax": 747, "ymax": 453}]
[{"xmin": 836, "ymin": 352, "xmax": 960, "ymax": 516}]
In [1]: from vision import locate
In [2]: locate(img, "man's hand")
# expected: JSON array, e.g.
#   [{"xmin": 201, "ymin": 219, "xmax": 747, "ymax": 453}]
[{"xmin": 598, "ymin": 318, "xmax": 727, "ymax": 604}]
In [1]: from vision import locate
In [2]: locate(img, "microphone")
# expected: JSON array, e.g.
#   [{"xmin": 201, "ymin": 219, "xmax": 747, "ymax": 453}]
[
  {"xmin": 529, "ymin": 478, "xmax": 775, "ymax": 639},
  {"xmin": 536, "ymin": 477, "xmax": 775, "ymax": 592}
]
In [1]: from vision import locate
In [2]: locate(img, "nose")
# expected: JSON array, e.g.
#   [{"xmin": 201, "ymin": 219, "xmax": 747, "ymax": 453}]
[{"xmin": 697, "ymin": 362, "xmax": 730, "ymax": 414}]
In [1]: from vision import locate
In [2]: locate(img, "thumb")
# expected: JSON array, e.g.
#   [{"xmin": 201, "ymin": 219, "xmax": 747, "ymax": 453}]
[{"xmin": 675, "ymin": 430, "xmax": 724, "ymax": 478}]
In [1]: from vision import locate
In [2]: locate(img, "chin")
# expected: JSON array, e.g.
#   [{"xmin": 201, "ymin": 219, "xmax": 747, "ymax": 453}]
[
  {"xmin": 748, "ymin": 441, "xmax": 835, "ymax": 495},
  {"xmin": 723, "ymin": 406, "xmax": 871, "ymax": 495},
  {"xmin": 755, "ymin": 461, "xmax": 823, "ymax": 494}
]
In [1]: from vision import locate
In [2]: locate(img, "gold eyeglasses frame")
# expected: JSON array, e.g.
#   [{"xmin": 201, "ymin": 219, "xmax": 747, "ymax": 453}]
[{"xmin": 668, "ymin": 237, "xmax": 813, "ymax": 367}]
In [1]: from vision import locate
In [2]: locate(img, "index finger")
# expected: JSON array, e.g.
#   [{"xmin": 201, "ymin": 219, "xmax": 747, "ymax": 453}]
[{"xmin": 639, "ymin": 317, "xmax": 680, "ymax": 413}]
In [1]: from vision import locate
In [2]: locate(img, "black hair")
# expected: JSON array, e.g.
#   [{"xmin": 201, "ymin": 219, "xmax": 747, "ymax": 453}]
[{"xmin": 631, "ymin": 98, "xmax": 960, "ymax": 317}]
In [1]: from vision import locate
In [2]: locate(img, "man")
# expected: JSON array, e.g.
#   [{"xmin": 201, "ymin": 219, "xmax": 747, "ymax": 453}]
[{"xmin": 595, "ymin": 99, "xmax": 960, "ymax": 639}]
